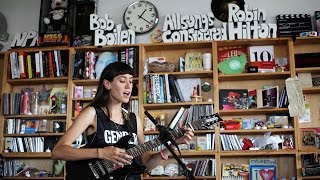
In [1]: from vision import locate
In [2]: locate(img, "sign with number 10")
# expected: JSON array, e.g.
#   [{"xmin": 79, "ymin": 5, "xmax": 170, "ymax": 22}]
[{"xmin": 249, "ymin": 45, "xmax": 275, "ymax": 72}]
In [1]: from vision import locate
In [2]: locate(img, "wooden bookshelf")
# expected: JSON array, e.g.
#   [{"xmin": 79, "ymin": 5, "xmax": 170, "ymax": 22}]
[{"xmin": 1, "ymin": 37, "xmax": 320, "ymax": 179}]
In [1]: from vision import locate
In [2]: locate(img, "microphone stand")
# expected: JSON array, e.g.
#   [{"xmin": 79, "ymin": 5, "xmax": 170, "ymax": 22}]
[{"xmin": 144, "ymin": 111, "xmax": 195, "ymax": 180}]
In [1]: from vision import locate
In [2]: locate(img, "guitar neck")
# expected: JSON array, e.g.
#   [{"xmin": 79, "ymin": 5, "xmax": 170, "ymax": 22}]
[
  {"xmin": 125, "ymin": 114, "xmax": 216, "ymax": 158},
  {"xmin": 126, "ymin": 128, "xmax": 185, "ymax": 158}
]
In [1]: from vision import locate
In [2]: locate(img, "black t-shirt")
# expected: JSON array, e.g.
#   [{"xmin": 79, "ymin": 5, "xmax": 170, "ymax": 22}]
[
  {"xmin": 86, "ymin": 107, "xmax": 141, "ymax": 180},
  {"xmin": 87, "ymin": 107, "xmax": 138, "ymax": 148}
]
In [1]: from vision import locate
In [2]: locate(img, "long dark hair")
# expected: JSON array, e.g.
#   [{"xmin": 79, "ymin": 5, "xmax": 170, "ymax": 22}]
[{"xmin": 89, "ymin": 62, "xmax": 134, "ymax": 114}]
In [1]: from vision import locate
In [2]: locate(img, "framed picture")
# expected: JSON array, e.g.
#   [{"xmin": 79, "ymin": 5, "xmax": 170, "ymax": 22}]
[
  {"xmin": 250, "ymin": 165, "xmax": 276, "ymax": 180},
  {"xmin": 261, "ymin": 86, "xmax": 279, "ymax": 108},
  {"xmin": 266, "ymin": 114, "xmax": 289, "ymax": 128},
  {"xmin": 300, "ymin": 128, "xmax": 320, "ymax": 151},
  {"xmin": 219, "ymin": 89, "xmax": 248, "ymax": 110}
]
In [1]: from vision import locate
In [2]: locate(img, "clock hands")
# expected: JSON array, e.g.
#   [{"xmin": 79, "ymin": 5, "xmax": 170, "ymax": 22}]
[
  {"xmin": 124, "ymin": 1, "xmax": 158, "ymax": 33},
  {"xmin": 138, "ymin": 9, "xmax": 151, "ymax": 24},
  {"xmin": 139, "ymin": 16, "xmax": 151, "ymax": 24},
  {"xmin": 139, "ymin": 9, "xmax": 147, "ymax": 18}
]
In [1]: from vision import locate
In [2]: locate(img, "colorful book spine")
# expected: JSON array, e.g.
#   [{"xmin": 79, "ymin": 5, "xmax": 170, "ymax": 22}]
[
  {"xmin": 35, "ymin": 52, "xmax": 40, "ymax": 77},
  {"xmin": 48, "ymin": 51, "xmax": 54, "ymax": 78},
  {"xmin": 153, "ymin": 74, "xmax": 161, "ymax": 103},
  {"xmin": 39, "ymin": 51, "xmax": 44, "ymax": 78},
  {"xmin": 27, "ymin": 55, "xmax": 32, "ymax": 78},
  {"xmin": 54, "ymin": 50, "xmax": 60, "ymax": 77},
  {"xmin": 18, "ymin": 52, "xmax": 26, "ymax": 79}
]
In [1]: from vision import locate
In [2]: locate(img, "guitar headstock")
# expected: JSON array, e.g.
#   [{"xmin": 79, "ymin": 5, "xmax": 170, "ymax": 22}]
[{"xmin": 189, "ymin": 113, "xmax": 223, "ymax": 130}]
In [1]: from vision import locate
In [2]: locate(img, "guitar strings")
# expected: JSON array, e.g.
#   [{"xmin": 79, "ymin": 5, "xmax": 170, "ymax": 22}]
[{"xmin": 88, "ymin": 138, "xmax": 165, "ymax": 175}]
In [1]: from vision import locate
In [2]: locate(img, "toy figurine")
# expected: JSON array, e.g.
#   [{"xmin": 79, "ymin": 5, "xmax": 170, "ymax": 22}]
[
  {"xmin": 242, "ymin": 138, "xmax": 253, "ymax": 150},
  {"xmin": 190, "ymin": 85, "xmax": 203, "ymax": 102},
  {"xmin": 43, "ymin": 0, "xmax": 69, "ymax": 32},
  {"xmin": 50, "ymin": 95, "xmax": 57, "ymax": 114},
  {"xmin": 192, "ymin": 86, "xmax": 198, "ymax": 96}
]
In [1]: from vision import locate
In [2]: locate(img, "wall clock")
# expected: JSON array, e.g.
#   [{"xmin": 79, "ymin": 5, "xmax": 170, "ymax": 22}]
[{"xmin": 123, "ymin": 1, "xmax": 159, "ymax": 34}]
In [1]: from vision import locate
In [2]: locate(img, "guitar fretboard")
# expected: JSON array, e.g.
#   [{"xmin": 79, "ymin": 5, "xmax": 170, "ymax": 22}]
[
  {"xmin": 126, "ymin": 128, "xmax": 184, "ymax": 158},
  {"xmin": 126, "ymin": 113, "xmax": 221, "ymax": 157}
]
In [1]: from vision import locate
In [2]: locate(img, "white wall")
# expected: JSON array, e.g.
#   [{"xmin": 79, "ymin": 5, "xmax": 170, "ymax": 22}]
[{"xmin": 1, "ymin": 0, "xmax": 320, "ymax": 51}]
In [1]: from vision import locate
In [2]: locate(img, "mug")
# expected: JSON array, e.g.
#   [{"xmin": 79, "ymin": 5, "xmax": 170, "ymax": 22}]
[{"xmin": 202, "ymin": 53, "xmax": 212, "ymax": 70}]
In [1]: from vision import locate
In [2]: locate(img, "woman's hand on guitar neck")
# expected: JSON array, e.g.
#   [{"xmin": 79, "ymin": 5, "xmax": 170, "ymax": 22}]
[
  {"xmin": 175, "ymin": 127, "xmax": 194, "ymax": 145},
  {"xmin": 97, "ymin": 146, "xmax": 133, "ymax": 166}
]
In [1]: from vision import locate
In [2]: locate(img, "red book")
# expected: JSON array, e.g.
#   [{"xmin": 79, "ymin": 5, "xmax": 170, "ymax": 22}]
[
  {"xmin": 48, "ymin": 51, "xmax": 54, "ymax": 78},
  {"xmin": 18, "ymin": 51, "xmax": 27, "ymax": 79}
]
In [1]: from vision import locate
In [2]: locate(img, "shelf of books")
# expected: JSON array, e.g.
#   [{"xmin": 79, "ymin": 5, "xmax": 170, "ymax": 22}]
[
  {"xmin": 214, "ymin": 38, "xmax": 299, "ymax": 180},
  {"xmin": 1, "ymin": 38, "xmax": 320, "ymax": 179},
  {"xmin": 71, "ymin": 45, "xmax": 140, "ymax": 125},
  {"xmin": 294, "ymin": 38, "xmax": 320, "ymax": 180},
  {"xmin": 140, "ymin": 41, "xmax": 217, "ymax": 179},
  {"xmin": 1, "ymin": 47, "xmax": 70, "ymax": 179}
]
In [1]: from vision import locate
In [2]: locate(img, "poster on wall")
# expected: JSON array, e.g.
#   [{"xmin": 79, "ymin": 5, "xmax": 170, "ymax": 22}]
[
  {"xmin": 72, "ymin": 0, "xmax": 96, "ymax": 46},
  {"xmin": 38, "ymin": 0, "xmax": 74, "ymax": 46}
]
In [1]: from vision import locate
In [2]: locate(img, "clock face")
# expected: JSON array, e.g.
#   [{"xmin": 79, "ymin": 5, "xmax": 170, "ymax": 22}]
[{"xmin": 123, "ymin": 1, "xmax": 159, "ymax": 34}]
